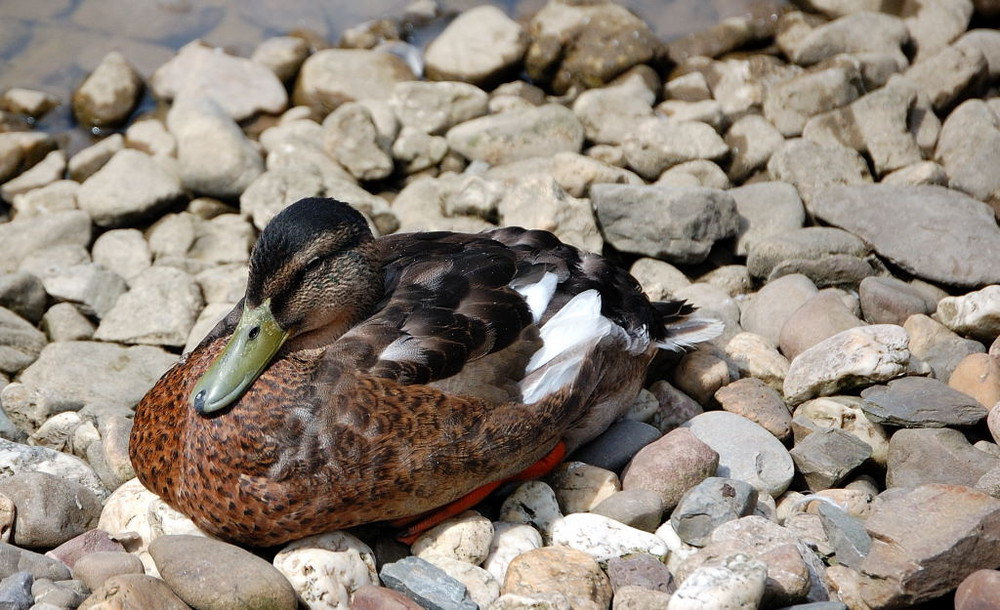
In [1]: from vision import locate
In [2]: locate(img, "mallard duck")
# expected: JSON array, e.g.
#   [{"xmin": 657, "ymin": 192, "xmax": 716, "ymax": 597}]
[{"xmin": 130, "ymin": 197, "xmax": 720, "ymax": 547}]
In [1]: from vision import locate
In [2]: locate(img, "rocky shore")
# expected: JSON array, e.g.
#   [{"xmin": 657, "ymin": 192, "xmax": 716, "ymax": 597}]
[{"xmin": 2, "ymin": 0, "xmax": 1000, "ymax": 608}]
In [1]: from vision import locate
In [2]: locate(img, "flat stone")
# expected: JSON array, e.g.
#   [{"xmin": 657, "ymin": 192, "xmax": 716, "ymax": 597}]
[
  {"xmin": 729, "ymin": 182, "xmax": 805, "ymax": 257},
  {"xmin": 817, "ymin": 502, "xmax": 871, "ymax": 571},
  {"xmin": 682, "ymin": 411, "xmax": 795, "ymax": 497},
  {"xmin": 790, "ymin": 428, "xmax": 873, "ymax": 491},
  {"xmin": 77, "ymin": 149, "xmax": 183, "ymax": 228},
  {"xmin": 767, "ymin": 138, "xmax": 872, "ymax": 206},
  {"xmin": 590, "ymin": 489, "xmax": 664, "ymax": 533},
  {"xmin": 572, "ymin": 74, "xmax": 655, "ymax": 146},
  {"xmin": 0, "ymin": 306, "xmax": 46, "ymax": 376},
  {"xmin": 740, "ymin": 274, "xmax": 819, "ymax": 347},
  {"xmin": 94, "ymin": 266, "xmax": 203, "ymax": 348},
  {"xmin": 446, "ymin": 104, "xmax": 583, "ymax": 166},
  {"xmin": 859, "ymin": 484, "xmax": 1000, "ymax": 608},
  {"xmin": 778, "ymin": 289, "xmax": 865, "ymax": 361},
  {"xmin": 571, "ymin": 419, "xmax": 661, "ymax": 474},
  {"xmin": 501, "ymin": 546, "xmax": 611, "ymax": 610},
  {"xmin": 793, "ymin": 396, "xmax": 890, "ymax": 467},
  {"xmin": 350, "ymin": 585, "xmax": 423, "ymax": 610},
  {"xmin": 747, "ymin": 227, "xmax": 868, "ymax": 282},
  {"xmin": 0, "ymin": 211, "xmax": 92, "ymax": 275},
  {"xmin": 424, "ymin": 5, "xmax": 527, "ymax": 85},
  {"xmin": 764, "ymin": 64, "xmax": 862, "ymax": 136},
  {"xmin": 621, "ymin": 427, "xmax": 719, "ymax": 511},
  {"xmin": 776, "ymin": 11, "xmax": 909, "ymax": 66},
  {"xmin": 714, "ymin": 378, "xmax": 792, "ymax": 441},
  {"xmin": 905, "ymin": 43, "xmax": 987, "ymax": 112},
  {"xmin": 669, "ymin": 553, "xmax": 767, "ymax": 610},
  {"xmin": 859, "ymin": 276, "xmax": 938, "ymax": 326},
  {"xmin": 379, "ymin": 556, "xmax": 477, "ymax": 610},
  {"xmin": 293, "ymin": 48, "xmax": 416, "ymax": 114},
  {"xmin": 0, "ymin": 149, "xmax": 66, "ymax": 202},
  {"xmin": 0, "ymin": 542, "xmax": 70, "ymax": 581},
  {"xmin": 71, "ymin": 551, "xmax": 144, "ymax": 592},
  {"xmin": 0, "ymin": 472, "xmax": 101, "ymax": 549},
  {"xmin": 860, "ymin": 375, "xmax": 988, "ymax": 427},
  {"xmin": 78, "ymin": 573, "xmax": 191, "ymax": 610},
  {"xmin": 0, "ymin": 572, "xmax": 33, "ymax": 610},
  {"xmin": 887, "ymin": 427, "xmax": 999, "ymax": 488}
]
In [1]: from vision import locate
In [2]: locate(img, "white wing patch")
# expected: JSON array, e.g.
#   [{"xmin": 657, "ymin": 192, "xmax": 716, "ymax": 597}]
[
  {"xmin": 526, "ymin": 289, "xmax": 612, "ymax": 374},
  {"xmin": 656, "ymin": 316, "xmax": 725, "ymax": 352},
  {"xmin": 513, "ymin": 271, "xmax": 558, "ymax": 323}
]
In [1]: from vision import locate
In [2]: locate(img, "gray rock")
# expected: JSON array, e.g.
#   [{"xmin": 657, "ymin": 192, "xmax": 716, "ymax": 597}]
[
  {"xmin": 0, "ymin": 273, "xmax": 46, "ymax": 324},
  {"xmin": 239, "ymin": 166, "xmax": 326, "ymax": 232},
  {"xmin": 859, "ymin": 277, "xmax": 938, "ymax": 326},
  {"xmin": 776, "ymin": 11, "xmax": 909, "ymax": 66},
  {"xmin": 0, "ymin": 439, "xmax": 107, "ymax": 501},
  {"xmin": 0, "ymin": 307, "xmax": 46, "ymax": 375},
  {"xmin": 817, "ymin": 502, "xmax": 871, "ymax": 571},
  {"xmin": 725, "ymin": 116, "xmax": 786, "ymax": 182},
  {"xmin": 886, "ymin": 428, "xmax": 999, "ymax": 488},
  {"xmin": 32, "ymin": 577, "xmax": 89, "ymax": 609},
  {"xmin": 723, "ymin": 333, "xmax": 791, "ymax": 394},
  {"xmin": 0, "ymin": 132, "xmax": 56, "ymax": 186},
  {"xmin": 767, "ymin": 139, "xmax": 872, "ymax": 206},
  {"xmin": 497, "ymin": 175, "xmax": 602, "ymax": 253},
  {"xmin": 778, "ymin": 289, "xmax": 865, "ymax": 361},
  {"xmin": 955, "ymin": 28, "xmax": 1000, "ymax": 79},
  {"xmin": 548, "ymin": 152, "xmax": 643, "ymax": 198},
  {"xmin": 656, "ymin": 160, "xmax": 730, "ymax": 190},
  {"xmin": 69, "ymin": 134, "xmax": 123, "ymax": 182},
  {"xmin": 764, "ymin": 64, "xmax": 862, "ymax": 136},
  {"xmin": 671, "ymin": 477, "xmax": 759, "ymax": 547},
  {"xmin": 392, "ymin": 127, "xmax": 448, "ymax": 174},
  {"xmin": 656, "ymin": 100, "xmax": 725, "ymax": 132},
  {"xmin": 0, "ymin": 211, "xmax": 91, "ymax": 275},
  {"xmin": 168, "ymin": 96, "xmax": 264, "ymax": 199},
  {"xmin": 809, "ymin": 184, "xmax": 1000, "ymax": 287},
  {"xmin": 622, "ymin": 118, "xmax": 729, "ymax": 179},
  {"xmin": 790, "ymin": 428, "xmax": 873, "ymax": 490},
  {"xmin": 150, "ymin": 535, "xmax": 297, "ymax": 610},
  {"xmin": 905, "ymin": 316, "xmax": 988, "ymax": 384},
  {"xmin": 389, "ymin": 81, "xmax": 488, "ymax": 135},
  {"xmin": 77, "ymin": 149, "xmax": 184, "ymax": 228},
  {"xmin": 747, "ymin": 227, "xmax": 868, "ymax": 281},
  {"xmin": 682, "ymin": 411, "xmax": 795, "ymax": 497},
  {"xmin": 424, "ymin": 5, "xmax": 527, "ymax": 85},
  {"xmin": 79, "ymin": 573, "xmax": 202, "ymax": 609},
  {"xmin": 0, "ymin": 571, "xmax": 32, "ymax": 610},
  {"xmin": 36, "ymin": 262, "xmax": 127, "ymax": 320},
  {"xmin": 571, "ymin": 419, "xmax": 661, "ymax": 474},
  {"xmin": 151, "ymin": 40, "xmax": 287, "ymax": 121},
  {"xmin": 446, "ymin": 104, "xmax": 583, "ymax": 166},
  {"xmin": 293, "ymin": 48, "xmax": 416, "ymax": 114},
  {"xmin": 904, "ymin": 42, "xmax": 988, "ymax": 112},
  {"xmin": 629, "ymin": 258, "xmax": 691, "ymax": 302},
  {"xmin": 380, "ymin": 556, "xmax": 477, "ymax": 610},
  {"xmin": 714, "ymin": 377, "xmax": 793, "ymax": 442},
  {"xmin": 936, "ymin": 100, "xmax": 1000, "ymax": 209},
  {"xmin": 861, "ymin": 376, "xmax": 988, "ymax": 427},
  {"xmin": 71, "ymin": 51, "xmax": 142, "ymax": 128},
  {"xmin": 71, "ymin": 551, "xmax": 144, "ymax": 592},
  {"xmin": 0, "ymin": 543, "xmax": 69, "ymax": 582},
  {"xmin": 91, "ymin": 228, "xmax": 152, "ymax": 285},
  {"xmin": 591, "ymin": 184, "xmax": 738, "ymax": 265},
  {"xmin": 590, "ymin": 489, "xmax": 664, "ymax": 533},
  {"xmin": 859, "ymin": 485, "xmax": 1000, "ymax": 608},
  {"xmin": 94, "ymin": 266, "xmax": 203, "ymax": 348},
  {"xmin": 322, "ymin": 102, "xmax": 393, "ymax": 181},
  {"xmin": 572, "ymin": 74, "xmax": 655, "ymax": 146},
  {"xmin": 39, "ymin": 303, "xmax": 94, "ymax": 343},
  {"xmin": 0, "ymin": 472, "xmax": 101, "ymax": 549},
  {"xmin": 740, "ymin": 274, "xmax": 819, "ymax": 347},
  {"xmin": 880, "ymin": 160, "xmax": 949, "ymax": 187},
  {"xmin": 784, "ymin": 325, "xmax": 910, "ymax": 404},
  {"xmin": 606, "ymin": 553, "xmax": 673, "ymax": 593}
]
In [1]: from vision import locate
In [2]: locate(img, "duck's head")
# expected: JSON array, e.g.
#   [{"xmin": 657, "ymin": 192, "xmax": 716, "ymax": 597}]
[{"xmin": 191, "ymin": 197, "xmax": 380, "ymax": 415}]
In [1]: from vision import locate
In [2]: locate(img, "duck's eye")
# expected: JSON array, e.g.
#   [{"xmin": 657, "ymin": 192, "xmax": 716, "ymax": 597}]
[
  {"xmin": 248, "ymin": 325, "xmax": 261, "ymax": 340},
  {"xmin": 305, "ymin": 256, "xmax": 323, "ymax": 272}
]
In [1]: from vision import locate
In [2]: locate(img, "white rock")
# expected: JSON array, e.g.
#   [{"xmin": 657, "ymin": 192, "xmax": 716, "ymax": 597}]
[
  {"xmin": 547, "ymin": 462, "xmax": 620, "ymax": 514},
  {"xmin": 655, "ymin": 521, "xmax": 700, "ymax": 575},
  {"xmin": 0, "ymin": 438, "xmax": 108, "ymax": 500},
  {"xmin": 549, "ymin": 513, "xmax": 668, "ymax": 563},
  {"xmin": 389, "ymin": 81, "xmax": 488, "ymax": 135},
  {"xmin": 483, "ymin": 522, "xmax": 543, "ymax": 584},
  {"xmin": 11, "ymin": 179, "xmax": 79, "ymax": 218},
  {"xmin": 667, "ymin": 553, "xmax": 767, "ymax": 610},
  {"xmin": 94, "ymin": 266, "xmax": 204, "ymax": 347},
  {"xmin": 273, "ymin": 531, "xmax": 377, "ymax": 610},
  {"xmin": 91, "ymin": 229, "xmax": 152, "ymax": 285},
  {"xmin": 321, "ymin": 102, "xmax": 393, "ymax": 181},
  {"xmin": 935, "ymin": 285, "xmax": 1000, "ymax": 342},
  {"xmin": 0, "ymin": 150, "xmax": 66, "ymax": 202},
  {"xmin": 622, "ymin": 117, "xmax": 729, "ymax": 180},
  {"xmin": 496, "ymin": 175, "xmax": 602, "ymax": 253},
  {"xmin": 499, "ymin": 481, "xmax": 563, "ymax": 541},
  {"xmin": 424, "ymin": 5, "xmax": 528, "ymax": 84},
  {"xmin": 410, "ymin": 510, "xmax": 495, "ymax": 565},
  {"xmin": 77, "ymin": 149, "xmax": 184, "ymax": 228}
]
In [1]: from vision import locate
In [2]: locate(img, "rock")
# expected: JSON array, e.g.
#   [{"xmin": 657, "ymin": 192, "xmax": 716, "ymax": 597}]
[
  {"xmin": 778, "ymin": 290, "xmax": 865, "ymax": 361},
  {"xmin": 502, "ymin": 546, "xmax": 611, "ymax": 610},
  {"xmin": 33, "ymin": 259, "xmax": 127, "ymax": 320},
  {"xmin": 572, "ymin": 73, "xmax": 655, "ymax": 146},
  {"xmin": 483, "ymin": 523, "xmax": 542, "ymax": 585},
  {"xmin": 607, "ymin": 553, "xmax": 674, "ymax": 594},
  {"xmin": 859, "ymin": 277, "xmax": 938, "ymax": 326},
  {"xmin": 955, "ymin": 569, "xmax": 1000, "ymax": 610},
  {"xmin": 94, "ymin": 266, "xmax": 203, "ymax": 348},
  {"xmin": 682, "ymin": 411, "xmax": 795, "ymax": 497},
  {"xmin": 250, "ymin": 36, "xmax": 309, "ymax": 84},
  {"xmin": 10, "ymin": 179, "xmax": 79, "ymax": 218},
  {"xmin": 293, "ymin": 49, "xmax": 415, "ymax": 114},
  {"xmin": 125, "ymin": 118, "xmax": 176, "ymax": 158},
  {"xmin": 591, "ymin": 184, "xmax": 738, "ymax": 265},
  {"xmin": 668, "ymin": 553, "xmax": 767, "ymax": 610},
  {"xmin": 91, "ymin": 228, "xmax": 152, "ymax": 285},
  {"xmin": 629, "ymin": 259, "xmax": 691, "ymax": 302},
  {"xmin": 72, "ymin": 51, "xmax": 143, "ymax": 128},
  {"xmin": 950, "ymin": 353, "xmax": 1000, "ymax": 409},
  {"xmin": 622, "ymin": 118, "xmax": 729, "ymax": 180},
  {"xmin": 672, "ymin": 347, "xmax": 733, "ymax": 406},
  {"xmin": 0, "ymin": 542, "xmax": 70, "ymax": 581},
  {"xmin": 935, "ymin": 99, "xmax": 1000, "ymax": 208},
  {"xmin": 671, "ymin": 478, "xmax": 759, "ymax": 547},
  {"xmin": 590, "ymin": 489, "xmax": 664, "ymax": 533},
  {"xmin": 793, "ymin": 396, "xmax": 890, "ymax": 467},
  {"xmin": 657, "ymin": 159, "xmax": 730, "ymax": 189},
  {"xmin": 936, "ymin": 285, "xmax": 1000, "ymax": 342},
  {"xmin": 446, "ymin": 104, "xmax": 583, "ymax": 166},
  {"xmin": 47, "ymin": 529, "xmax": 126, "ymax": 570},
  {"xmin": 0, "ymin": 306, "xmax": 46, "ymax": 375},
  {"xmin": 0, "ymin": 210, "xmax": 91, "ymax": 274},
  {"xmin": 546, "ymin": 462, "xmax": 619, "ymax": 514},
  {"xmin": 76, "ymin": 149, "xmax": 183, "ymax": 228},
  {"xmin": 0, "ymin": 273, "xmax": 46, "ymax": 324},
  {"xmin": 239, "ymin": 166, "xmax": 326, "ymax": 232},
  {"xmin": 571, "ymin": 419, "xmax": 661, "ymax": 474},
  {"xmin": 350, "ymin": 585, "xmax": 423, "ymax": 610},
  {"xmin": 729, "ymin": 182, "xmax": 805, "ymax": 257},
  {"xmin": 723, "ymin": 332, "xmax": 791, "ymax": 393},
  {"xmin": 0, "ymin": 439, "xmax": 107, "ymax": 502},
  {"xmin": 410, "ymin": 511, "xmax": 493, "ymax": 565},
  {"xmin": 389, "ymin": 81, "xmax": 488, "ymax": 135},
  {"xmin": 621, "ymin": 427, "xmax": 719, "ymax": 511},
  {"xmin": 150, "ymin": 535, "xmax": 296, "ymax": 610},
  {"xmin": 0, "ymin": 131, "xmax": 56, "ymax": 185},
  {"xmin": 496, "ymin": 175, "xmax": 601, "ymax": 253},
  {"xmin": 379, "ymin": 556, "xmax": 477, "ymax": 610},
  {"xmin": 905, "ymin": 314, "xmax": 986, "ymax": 383},
  {"xmin": 767, "ymin": 138, "xmax": 872, "ymax": 206},
  {"xmin": 860, "ymin": 375, "xmax": 988, "ymax": 427},
  {"xmin": 783, "ymin": 325, "xmax": 910, "ymax": 404},
  {"xmin": 424, "ymin": 5, "xmax": 527, "ymax": 85},
  {"xmin": 78, "ymin": 574, "xmax": 191, "ymax": 610},
  {"xmin": 724, "ymin": 115, "xmax": 785, "ymax": 182},
  {"xmin": 764, "ymin": 64, "xmax": 862, "ymax": 137},
  {"xmin": 322, "ymin": 102, "xmax": 393, "ymax": 181},
  {"xmin": 881, "ymin": 160, "xmax": 949, "ymax": 186},
  {"xmin": 740, "ymin": 274, "xmax": 819, "ymax": 347},
  {"xmin": 747, "ymin": 227, "xmax": 869, "ymax": 284},
  {"xmin": 273, "ymin": 531, "xmax": 377, "ymax": 610},
  {"xmin": 548, "ymin": 152, "xmax": 643, "ymax": 198},
  {"xmin": 0, "ymin": 87, "xmax": 59, "ymax": 119},
  {"xmin": 886, "ymin": 428, "xmax": 999, "ymax": 488},
  {"xmin": 421, "ymin": 556, "xmax": 500, "ymax": 609},
  {"xmin": 904, "ymin": 0, "xmax": 974, "ymax": 60},
  {"xmin": 859, "ymin": 485, "xmax": 1000, "ymax": 608},
  {"xmin": 0, "ymin": 472, "xmax": 101, "ymax": 549},
  {"xmin": 0, "ymin": 572, "xmax": 33, "ymax": 610},
  {"xmin": 714, "ymin": 378, "xmax": 792, "ymax": 441},
  {"xmin": 905, "ymin": 43, "xmax": 987, "ymax": 113},
  {"xmin": 151, "ymin": 40, "xmax": 287, "ymax": 121},
  {"xmin": 817, "ymin": 502, "xmax": 871, "ymax": 571},
  {"xmin": 33, "ymin": 577, "xmax": 89, "ymax": 609},
  {"xmin": 525, "ymin": 1, "xmax": 660, "ymax": 94},
  {"xmin": 71, "ymin": 551, "xmax": 145, "ymax": 592},
  {"xmin": 790, "ymin": 428, "xmax": 873, "ymax": 491},
  {"xmin": 776, "ymin": 11, "xmax": 909, "ymax": 66},
  {"xmin": 498, "ymin": 481, "xmax": 563, "ymax": 541},
  {"xmin": 0, "ymin": 149, "xmax": 66, "ymax": 202},
  {"xmin": 168, "ymin": 96, "xmax": 264, "ymax": 199},
  {"xmin": 550, "ymin": 512, "xmax": 668, "ymax": 563}
]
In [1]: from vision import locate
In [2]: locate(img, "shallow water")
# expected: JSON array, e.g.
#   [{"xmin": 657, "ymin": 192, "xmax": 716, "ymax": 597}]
[{"xmin": 0, "ymin": 0, "xmax": 781, "ymax": 146}]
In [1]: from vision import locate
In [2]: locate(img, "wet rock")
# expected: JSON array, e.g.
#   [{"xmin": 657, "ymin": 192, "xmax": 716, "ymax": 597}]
[
  {"xmin": 622, "ymin": 118, "xmax": 728, "ymax": 180},
  {"xmin": 72, "ymin": 51, "xmax": 143, "ymax": 128},
  {"xmin": 859, "ymin": 485, "xmax": 1000, "ymax": 608},
  {"xmin": 78, "ymin": 573, "xmax": 191, "ymax": 610},
  {"xmin": 715, "ymin": 378, "xmax": 792, "ymax": 441},
  {"xmin": 669, "ymin": 553, "xmax": 767, "ymax": 610},
  {"xmin": 389, "ymin": 81, "xmax": 488, "ymax": 136},
  {"xmin": 764, "ymin": 64, "xmax": 862, "ymax": 137},
  {"xmin": 682, "ymin": 411, "xmax": 795, "ymax": 497},
  {"xmin": 483, "ymin": 523, "xmax": 542, "ymax": 585},
  {"xmin": 152, "ymin": 40, "xmax": 287, "ymax": 121},
  {"xmin": 293, "ymin": 48, "xmax": 416, "ymax": 114},
  {"xmin": 0, "ymin": 472, "xmax": 101, "ymax": 549},
  {"xmin": 776, "ymin": 11, "xmax": 909, "ymax": 66},
  {"xmin": 410, "ymin": 511, "xmax": 493, "ymax": 565},
  {"xmin": 778, "ymin": 289, "xmax": 865, "ymax": 361},
  {"xmin": 860, "ymin": 375, "xmax": 988, "ymax": 427},
  {"xmin": 591, "ymin": 184, "xmax": 738, "ymax": 265},
  {"xmin": 424, "ymin": 5, "xmax": 527, "ymax": 85},
  {"xmin": 935, "ymin": 99, "xmax": 1000, "ymax": 209},
  {"xmin": 502, "ymin": 546, "xmax": 611, "ymax": 610},
  {"xmin": 886, "ymin": 427, "xmax": 999, "ymax": 488},
  {"xmin": 446, "ymin": 104, "xmax": 583, "ymax": 166},
  {"xmin": 935, "ymin": 285, "xmax": 1000, "ymax": 342},
  {"xmin": 905, "ymin": 314, "xmax": 986, "ymax": 383},
  {"xmin": 783, "ymin": 325, "xmax": 910, "ymax": 404},
  {"xmin": 767, "ymin": 138, "xmax": 872, "ymax": 206},
  {"xmin": 322, "ymin": 102, "xmax": 393, "ymax": 181},
  {"xmin": 790, "ymin": 428, "xmax": 872, "ymax": 491},
  {"xmin": 671, "ymin": 477, "xmax": 759, "ymax": 547},
  {"xmin": 71, "ymin": 551, "xmax": 144, "ymax": 592},
  {"xmin": 621, "ymin": 427, "xmax": 719, "ymax": 511},
  {"xmin": 379, "ymin": 556, "xmax": 477, "ymax": 610},
  {"xmin": 94, "ymin": 266, "xmax": 203, "ymax": 348},
  {"xmin": 273, "ymin": 531, "xmax": 377, "ymax": 610}
]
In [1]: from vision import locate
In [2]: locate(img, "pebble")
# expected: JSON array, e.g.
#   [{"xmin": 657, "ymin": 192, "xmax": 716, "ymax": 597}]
[
  {"xmin": 571, "ymin": 419, "xmax": 661, "ymax": 474},
  {"xmin": 682, "ymin": 411, "xmax": 795, "ymax": 497},
  {"xmin": 858, "ymin": 276, "xmax": 938, "ymax": 326},
  {"xmin": 860, "ymin": 375, "xmax": 988, "ymax": 427},
  {"xmin": 294, "ymin": 48, "xmax": 416, "ymax": 114},
  {"xmin": 76, "ymin": 149, "xmax": 184, "ymax": 228},
  {"xmin": 949, "ymin": 352, "xmax": 1000, "ymax": 409},
  {"xmin": 767, "ymin": 138, "xmax": 872, "ymax": 206},
  {"xmin": 45, "ymin": 529, "xmax": 126, "ymax": 569},
  {"xmin": 748, "ymin": 227, "xmax": 869, "ymax": 285},
  {"xmin": 764, "ymin": 64, "xmax": 861, "ymax": 137},
  {"xmin": 671, "ymin": 478, "xmax": 759, "ymax": 547},
  {"xmin": 0, "ymin": 211, "xmax": 92, "ymax": 275},
  {"xmin": 446, "ymin": 104, "xmax": 583, "ymax": 166},
  {"xmin": 272, "ymin": 531, "xmax": 378, "ymax": 610},
  {"xmin": 621, "ymin": 427, "xmax": 719, "ymax": 511},
  {"xmin": 789, "ymin": 428, "xmax": 873, "ymax": 491},
  {"xmin": 622, "ymin": 118, "xmax": 729, "ymax": 180},
  {"xmin": 251, "ymin": 36, "xmax": 309, "ymax": 84},
  {"xmin": 0, "ymin": 472, "xmax": 101, "ymax": 549},
  {"xmin": 501, "ymin": 546, "xmax": 611, "ymax": 610},
  {"xmin": 723, "ymin": 332, "xmax": 791, "ymax": 392},
  {"xmin": 886, "ymin": 427, "xmax": 999, "ymax": 488},
  {"xmin": 550, "ymin": 512, "xmax": 669, "ymax": 563},
  {"xmin": 72, "ymin": 51, "xmax": 143, "ymax": 128},
  {"xmin": 71, "ymin": 551, "xmax": 145, "ymax": 592},
  {"xmin": 410, "ymin": 511, "xmax": 494, "ymax": 565},
  {"xmin": 32, "ymin": 577, "xmax": 88, "ymax": 609},
  {"xmin": 590, "ymin": 489, "xmax": 664, "ymax": 533},
  {"xmin": 776, "ymin": 11, "xmax": 909, "ymax": 66},
  {"xmin": 423, "ymin": 5, "xmax": 527, "ymax": 85},
  {"xmin": 606, "ymin": 553, "xmax": 674, "ymax": 593},
  {"xmin": 0, "ymin": 307, "xmax": 45, "ymax": 375},
  {"xmin": 498, "ymin": 481, "xmax": 563, "ymax": 541},
  {"xmin": 10, "ymin": 179, "xmax": 79, "ymax": 219},
  {"xmin": 740, "ymin": 274, "xmax": 818, "ymax": 347},
  {"xmin": 936, "ymin": 285, "xmax": 1000, "ymax": 342},
  {"xmin": 150, "ymin": 535, "xmax": 297, "ymax": 610},
  {"xmin": 572, "ymin": 75, "xmax": 655, "ymax": 146},
  {"xmin": 0, "ymin": 149, "xmax": 66, "ymax": 202},
  {"xmin": 379, "ymin": 556, "xmax": 477, "ymax": 610},
  {"xmin": 668, "ymin": 553, "xmax": 767, "ymax": 610},
  {"xmin": 78, "ymin": 573, "xmax": 191, "ymax": 610},
  {"xmin": 349, "ymin": 584, "xmax": 423, "ymax": 610},
  {"xmin": 482, "ymin": 523, "xmax": 542, "ymax": 585},
  {"xmin": 816, "ymin": 502, "xmax": 871, "ymax": 571},
  {"xmin": 322, "ymin": 102, "xmax": 394, "ymax": 181}
]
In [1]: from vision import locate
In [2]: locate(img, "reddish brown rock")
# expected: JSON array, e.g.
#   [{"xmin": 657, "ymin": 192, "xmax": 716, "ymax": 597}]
[
  {"xmin": 621, "ymin": 427, "xmax": 719, "ymax": 511},
  {"xmin": 955, "ymin": 569, "xmax": 1000, "ymax": 610},
  {"xmin": 350, "ymin": 584, "xmax": 423, "ymax": 610}
]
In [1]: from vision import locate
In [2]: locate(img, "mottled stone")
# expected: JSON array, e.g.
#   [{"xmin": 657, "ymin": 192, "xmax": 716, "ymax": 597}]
[
  {"xmin": 715, "ymin": 378, "xmax": 792, "ymax": 441},
  {"xmin": 860, "ymin": 375, "xmax": 988, "ymax": 427},
  {"xmin": 273, "ymin": 531, "xmax": 377, "ymax": 610}
]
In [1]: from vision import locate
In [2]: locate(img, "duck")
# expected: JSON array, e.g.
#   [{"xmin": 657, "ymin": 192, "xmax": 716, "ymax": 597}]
[{"xmin": 129, "ymin": 196, "xmax": 721, "ymax": 547}]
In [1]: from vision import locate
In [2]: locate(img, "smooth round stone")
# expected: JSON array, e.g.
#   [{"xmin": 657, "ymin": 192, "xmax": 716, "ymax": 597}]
[
  {"xmin": 410, "ymin": 510, "xmax": 494, "ymax": 565},
  {"xmin": 502, "ymin": 546, "xmax": 611, "ymax": 610},
  {"xmin": 0, "ymin": 471, "xmax": 102, "ymax": 549},
  {"xmin": 670, "ymin": 477, "xmax": 759, "ymax": 547},
  {"xmin": 590, "ymin": 489, "xmax": 664, "ymax": 533},
  {"xmin": 949, "ymin": 353, "xmax": 1000, "ymax": 410},
  {"xmin": 499, "ymin": 481, "xmax": 562, "ymax": 540},
  {"xmin": 149, "ymin": 535, "xmax": 297, "ymax": 610},
  {"xmin": 778, "ymin": 289, "xmax": 865, "ymax": 361},
  {"xmin": 349, "ymin": 584, "xmax": 423, "ymax": 610},
  {"xmin": 668, "ymin": 553, "xmax": 767, "ymax": 610},
  {"xmin": 483, "ymin": 523, "xmax": 543, "ymax": 585},
  {"xmin": 621, "ymin": 427, "xmax": 719, "ymax": 511},
  {"xmin": 546, "ymin": 462, "xmax": 620, "ymax": 514},
  {"xmin": 78, "ymin": 574, "xmax": 190, "ymax": 609},
  {"xmin": 272, "ymin": 531, "xmax": 377, "ymax": 610},
  {"xmin": 740, "ymin": 274, "xmax": 818, "ymax": 347},
  {"xmin": 714, "ymin": 377, "xmax": 793, "ymax": 441},
  {"xmin": 71, "ymin": 551, "xmax": 144, "ymax": 592},
  {"xmin": 606, "ymin": 553, "xmax": 674, "ymax": 593},
  {"xmin": 571, "ymin": 419, "xmax": 661, "ymax": 474},
  {"xmin": 859, "ymin": 276, "xmax": 937, "ymax": 325},
  {"xmin": 682, "ymin": 411, "xmax": 795, "ymax": 497},
  {"xmin": 955, "ymin": 569, "xmax": 1000, "ymax": 610},
  {"xmin": 549, "ymin": 513, "xmax": 668, "ymax": 563}
]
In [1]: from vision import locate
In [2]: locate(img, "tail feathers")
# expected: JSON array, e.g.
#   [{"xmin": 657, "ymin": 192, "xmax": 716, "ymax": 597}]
[{"xmin": 656, "ymin": 315, "xmax": 724, "ymax": 352}]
